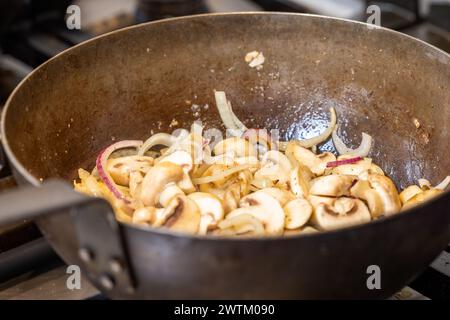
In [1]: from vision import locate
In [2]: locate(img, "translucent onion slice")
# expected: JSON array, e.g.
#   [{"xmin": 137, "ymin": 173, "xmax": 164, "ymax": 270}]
[
  {"xmin": 435, "ymin": 176, "xmax": 450, "ymax": 190},
  {"xmin": 418, "ymin": 178, "xmax": 431, "ymax": 189},
  {"xmin": 332, "ymin": 125, "xmax": 372, "ymax": 157},
  {"xmin": 192, "ymin": 164, "xmax": 254, "ymax": 185},
  {"xmin": 278, "ymin": 107, "xmax": 337, "ymax": 151},
  {"xmin": 215, "ymin": 91, "xmax": 247, "ymax": 135},
  {"xmin": 96, "ymin": 140, "xmax": 142, "ymax": 204},
  {"xmin": 138, "ymin": 133, "xmax": 176, "ymax": 156}
]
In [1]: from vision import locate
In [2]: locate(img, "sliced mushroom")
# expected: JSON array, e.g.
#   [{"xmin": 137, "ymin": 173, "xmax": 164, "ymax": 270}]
[
  {"xmin": 159, "ymin": 150, "xmax": 196, "ymax": 193},
  {"xmin": 284, "ymin": 226, "xmax": 318, "ymax": 236},
  {"xmin": 399, "ymin": 185, "xmax": 423, "ymax": 205},
  {"xmin": 289, "ymin": 164, "xmax": 313, "ymax": 197},
  {"xmin": 350, "ymin": 180, "xmax": 384, "ymax": 218},
  {"xmin": 159, "ymin": 182, "xmax": 185, "ymax": 207},
  {"xmin": 402, "ymin": 189, "xmax": 443, "ymax": 211},
  {"xmin": 107, "ymin": 156, "xmax": 154, "ymax": 186},
  {"xmin": 310, "ymin": 197, "xmax": 371, "ymax": 231},
  {"xmin": 255, "ymin": 150, "xmax": 292, "ymax": 184},
  {"xmin": 140, "ymin": 162, "xmax": 184, "ymax": 206},
  {"xmin": 132, "ymin": 207, "xmax": 158, "ymax": 225},
  {"xmin": 223, "ymin": 183, "xmax": 241, "ymax": 213},
  {"xmin": 213, "ymin": 137, "xmax": 257, "ymax": 158},
  {"xmin": 188, "ymin": 192, "xmax": 224, "ymax": 235},
  {"xmin": 158, "ymin": 195, "xmax": 201, "ymax": 234},
  {"xmin": 367, "ymin": 174, "xmax": 401, "ymax": 216},
  {"xmin": 308, "ymin": 195, "xmax": 336, "ymax": 208},
  {"xmin": 129, "ymin": 171, "xmax": 144, "ymax": 199},
  {"xmin": 283, "ymin": 198, "xmax": 313, "ymax": 229},
  {"xmin": 286, "ymin": 143, "xmax": 336, "ymax": 175},
  {"xmin": 309, "ymin": 175, "xmax": 356, "ymax": 197},
  {"xmin": 226, "ymin": 190, "xmax": 285, "ymax": 235},
  {"xmin": 260, "ymin": 188, "xmax": 294, "ymax": 206},
  {"xmin": 217, "ymin": 213, "xmax": 265, "ymax": 236}
]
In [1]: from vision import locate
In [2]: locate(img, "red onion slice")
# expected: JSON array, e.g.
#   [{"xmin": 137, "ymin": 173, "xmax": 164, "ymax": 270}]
[
  {"xmin": 326, "ymin": 156, "xmax": 363, "ymax": 168},
  {"xmin": 96, "ymin": 140, "xmax": 143, "ymax": 204}
]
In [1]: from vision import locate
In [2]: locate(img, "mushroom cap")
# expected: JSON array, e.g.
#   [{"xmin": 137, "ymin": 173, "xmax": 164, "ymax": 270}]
[
  {"xmin": 367, "ymin": 174, "xmax": 401, "ymax": 215},
  {"xmin": 140, "ymin": 162, "xmax": 184, "ymax": 206},
  {"xmin": 289, "ymin": 164, "xmax": 313, "ymax": 197},
  {"xmin": 255, "ymin": 150, "xmax": 292, "ymax": 184},
  {"xmin": 107, "ymin": 156, "xmax": 154, "ymax": 186},
  {"xmin": 283, "ymin": 198, "xmax": 313, "ymax": 229},
  {"xmin": 159, "ymin": 150, "xmax": 194, "ymax": 173},
  {"xmin": 213, "ymin": 137, "xmax": 257, "ymax": 158},
  {"xmin": 350, "ymin": 180, "xmax": 384, "ymax": 218},
  {"xmin": 309, "ymin": 175, "xmax": 356, "ymax": 197},
  {"xmin": 188, "ymin": 192, "xmax": 225, "ymax": 235},
  {"xmin": 310, "ymin": 197, "xmax": 371, "ymax": 231},
  {"xmin": 159, "ymin": 182, "xmax": 185, "ymax": 207},
  {"xmin": 227, "ymin": 190, "xmax": 285, "ymax": 235},
  {"xmin": 161, "ymin": 195, "xmax": 201, "ymax": 234}
]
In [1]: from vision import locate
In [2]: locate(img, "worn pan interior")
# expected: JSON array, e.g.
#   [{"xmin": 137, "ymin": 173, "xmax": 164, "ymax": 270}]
[{"xmin": 2, "ymin": 13, "xmax": 450, "ymax": 299}]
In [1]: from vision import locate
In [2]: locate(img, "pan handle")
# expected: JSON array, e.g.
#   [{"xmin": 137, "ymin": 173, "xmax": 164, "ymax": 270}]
[
  {"xmin": 0, "ymin": 179, "xmax": 98, "ymax": 225},
  {"xmin": 0, "ymin": 180, "xmax": 137, "ymax": 296}
]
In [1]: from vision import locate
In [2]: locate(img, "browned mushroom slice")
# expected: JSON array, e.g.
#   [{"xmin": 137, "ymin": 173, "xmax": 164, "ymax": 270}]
[
  {"xmin": 160, "ymin": 196, "xmax": 201, "ymax": 234},
  {"xmin": 140, "ymin": 162, "xmax": 184, "ymax": 206},
  {"xmin": 366, "ymin": 174, "xmax": 401, "ymax": 216},
  {"xmin": 226, "ymin": 190, "xmax": 285, "ymax": 235},
  {"xmin": 188, "ymin": 192, "xmax": 224, "ymax": 235},
  {"xmin": 309, "ymin": 175, "xmax": 356, "ymax": 197},
  {"xmin": 159, "ymin": 150, "xmax": 196, "ymax": 193},
  {"xmin": 350, "ymin": 180, "xmax": 384, "ymax": 218},
  {"xmin": 402, "ymin": 189, "xmax": 443, "ymax": 211},
  {"xmin": 107, "ymin": 156, "xmax": 154, "ymax": 186},
  {"xmin": 310, "ymin": 197, "xmax": 371, "ymax": 231},
  {"xmin": 289, "ymin": 164, "xmax": 313, "ymax": 197},
  {"xmin": 283, "ymin": 198, "xmax": 313, "ymax": 229}
]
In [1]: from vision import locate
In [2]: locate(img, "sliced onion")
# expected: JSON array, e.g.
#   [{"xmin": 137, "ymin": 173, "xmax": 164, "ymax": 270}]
[
  {"xmin": 418, "ymin": 178, "xmax": 432, "ymax": 189},
  {"xmin": 332, "ymin": 125, "xmax": 372, "ymax": 157},
  {"xmin": 215, "ymin": 91, "xmax": 247, "ymax": 136},
  {"xmin": 192, "ymin": 164, "xmax": 254, "ymax": 185},
  {"xmin": 435, "ymin": 176, "xmax": 450, "ymax": 190},
  {"xmin": 96, "ymin": 140, "xmax": 142, "ymax": 204},
  {"xmin": 138, "ymin": 133, "xmax": 176, "ymax": 156},
  {"xmin": 326, "ymin": 156, "xmax": 363, "ymax": 168},
  {"xmin": 250, "ymin": 177, "xmax": 274, "ymax": 189},
  {"xmin": 298, "ymin": 107, "xmax": 337, "ymax": 148},
  {"xmin": 278, "ymin": 107, "xmax": 337, "ymax": 151}
]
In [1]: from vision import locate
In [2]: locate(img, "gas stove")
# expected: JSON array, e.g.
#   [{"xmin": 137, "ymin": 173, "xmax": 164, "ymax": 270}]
[{"xmin": 0, "ymin": 0, "xmax": 449, "ymax": 300}]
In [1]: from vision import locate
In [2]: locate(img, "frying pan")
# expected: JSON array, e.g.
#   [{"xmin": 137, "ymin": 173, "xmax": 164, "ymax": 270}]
[{"xmin": 1, "ymin": 13, "xmax": 450, "ymax": 299}]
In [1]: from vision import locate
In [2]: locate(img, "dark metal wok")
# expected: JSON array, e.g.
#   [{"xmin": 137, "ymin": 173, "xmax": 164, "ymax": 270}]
[{"xmin": 1, "ymin": 13, "xmax": 450, "ymax": 299}]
